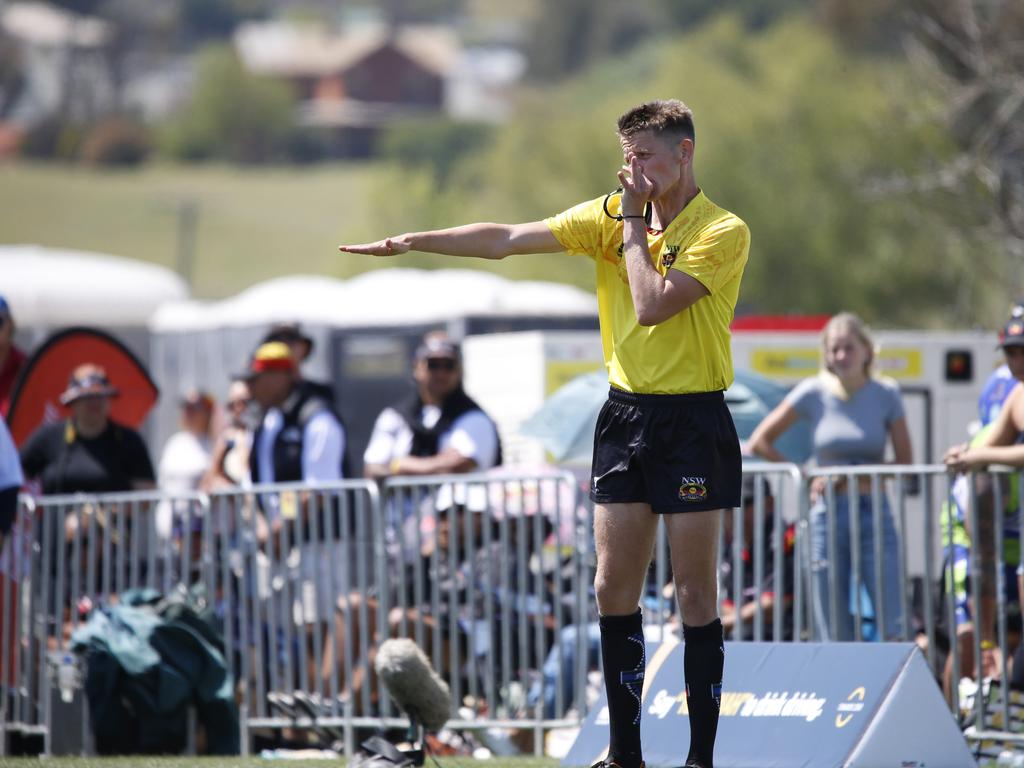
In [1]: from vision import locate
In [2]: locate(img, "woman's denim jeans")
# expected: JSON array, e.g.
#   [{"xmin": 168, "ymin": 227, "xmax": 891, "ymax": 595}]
[{"xmin": 810, "ymin": 493, "xmax": 903, "ymax": 641}]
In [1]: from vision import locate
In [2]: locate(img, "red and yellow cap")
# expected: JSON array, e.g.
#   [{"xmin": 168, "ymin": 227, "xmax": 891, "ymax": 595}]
[{"xmin": 239, "ymin": 341, "xmax": 296, "ymax": 379}]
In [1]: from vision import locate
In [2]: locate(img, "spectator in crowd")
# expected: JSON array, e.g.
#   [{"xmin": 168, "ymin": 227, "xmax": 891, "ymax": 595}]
[
  {"xmin": 748, "ymin": 312, "xmax": 912, "ymax": 641},
  {"xmin": 261, "ymin": 322, "xmax": 334, "ymax": 405},
  {"xmin": 0, "ymin": 417, "xmax": 22, "ymax": 552},
  {"xmin": 20, "ymin": 364, "xmax": 156, "ymax": 498},
  {"xmin": 977, "ymin": 302, "xmax": 1024, "ymax": 428},
  {"xmin": 944, "ymin": 313, "xmax": 1024, "ymax": 693},
  {"xmin": 245, "ymin": 341, "xmax": 347, "ymax": 492},
  {"xmin": 363, "ymin": 333, "xmax": 501, "ymax": 480},
  {"xmin": 242, "ymin": 341, "xmax": 348, "ymax": 692},
  {"xmin": 202, "ymin": 379, "xmax": 254, "ymax": 490},
  {"xmin": 0, "ymin": 295, "xmax": 27, "ymax": 418},
  {"xmin": 19, "ymin": 364, "xmax": 156, "ymax": 614},
  {"xmin": 155, "ymin": 389, "xmax": 215, "ymax": 559},
  {"xmin": 717, "ymin": 475, "xmax": 795, "ymax": 641},
  {"xmin": 158, "ymin": 389, "xmax": 215, "ymax": 495}
]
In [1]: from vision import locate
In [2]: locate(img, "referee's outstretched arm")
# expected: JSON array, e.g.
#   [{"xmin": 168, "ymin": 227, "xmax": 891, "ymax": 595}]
[{"xmin": 338, "ymin": 221, "xmax": 562, "ymax": 260}]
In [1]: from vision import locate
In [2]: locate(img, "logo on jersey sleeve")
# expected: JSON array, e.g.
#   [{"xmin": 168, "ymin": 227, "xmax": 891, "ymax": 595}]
[{"xmin": 661, "ymin": 244, "xmax": 680, "ymax": 269}]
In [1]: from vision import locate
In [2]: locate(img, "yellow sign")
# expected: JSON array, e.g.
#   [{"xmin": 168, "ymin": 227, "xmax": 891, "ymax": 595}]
[
  {"xmin": 750, "ymin": 348, "xmax": 923, "ymax": 380},
  {"xmin": 750, "ymin": 348, "xmax": 818, "ymax": 379}
]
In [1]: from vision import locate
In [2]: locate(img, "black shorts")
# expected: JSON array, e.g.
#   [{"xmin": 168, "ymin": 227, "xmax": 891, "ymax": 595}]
[{"xmin": 590, "ymin": 387, "xmax": 742, "ymax": 513}]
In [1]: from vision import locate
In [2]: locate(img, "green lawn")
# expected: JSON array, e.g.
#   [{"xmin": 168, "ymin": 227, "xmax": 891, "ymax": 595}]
[
  {"xmin": 0, "ymin": 161, "xmax": 596, "ymax": 301},
  {"xmin": 0, "ymin": 161, "xmax": 385, "ymax": 299}
]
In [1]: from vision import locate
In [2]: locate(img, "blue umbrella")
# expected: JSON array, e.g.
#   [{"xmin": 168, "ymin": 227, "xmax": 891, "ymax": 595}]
[{"xmin": 520, "ymin": 369, "xmax": 811, "ymax": 465}]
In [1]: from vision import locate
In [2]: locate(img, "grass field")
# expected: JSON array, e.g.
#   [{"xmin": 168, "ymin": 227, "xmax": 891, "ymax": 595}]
[
  {"xmin": 0, "ymin": 161, "xmax": 383, "ymax": 299},
  {"xmin": 0, "ymin": 161, "xmax": 596, "ymax": 301}
]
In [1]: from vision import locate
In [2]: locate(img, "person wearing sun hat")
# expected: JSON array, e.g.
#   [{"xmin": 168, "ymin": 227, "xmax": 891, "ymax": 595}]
[
  {"xmin": 0, "ymin": 294, "xmax": 27, "ymax": 418},
  {"xmin": 19, "ymin": 363, "xmax": 155, "ymax": 497}
]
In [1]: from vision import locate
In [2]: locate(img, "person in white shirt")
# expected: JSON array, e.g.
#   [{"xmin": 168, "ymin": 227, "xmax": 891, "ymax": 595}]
[
  {"xmin": 363, "ymin": 333, "xmax": 500, "ymax": 479},
  {"xmin": 242, "ymin": 341, "xmax": 349, "ymax": 697},
  {"xmin": 155, "ymin": 389, "xmax": 215, "ymax": 546},
  {"xmin": 158, "ymin": 389, "xmax": 215, "ymax": 494}
]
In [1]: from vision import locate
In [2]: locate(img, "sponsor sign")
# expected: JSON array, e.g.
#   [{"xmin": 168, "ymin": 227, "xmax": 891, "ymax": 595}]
[{"xmin": 563, "ymin": 641, "xmax": 972, "ymax": 768}]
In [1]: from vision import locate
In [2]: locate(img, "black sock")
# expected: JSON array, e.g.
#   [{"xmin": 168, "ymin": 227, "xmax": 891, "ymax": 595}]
[
  {"xmin": 599, "ymin": 609, "xmax": 645, "ymax": 767},
  {"xmin": 683, "ymin": 618, "xmax": 724, "ymax": 768}
]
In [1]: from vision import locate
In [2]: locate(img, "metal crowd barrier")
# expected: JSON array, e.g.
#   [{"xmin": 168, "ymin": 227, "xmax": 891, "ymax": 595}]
[
  {"xmin": 799, "ymin": 463, "xmax": 1024, "ymax": 757},
  {"xmin": 3, "ymin": 464, "xmax": 1021, "ymax": 758}
]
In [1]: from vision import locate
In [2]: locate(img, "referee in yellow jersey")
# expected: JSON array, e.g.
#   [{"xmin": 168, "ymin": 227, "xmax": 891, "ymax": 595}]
[{"xmin": 340, "ymin": 99, "xmax": 750, "ymax": 768}]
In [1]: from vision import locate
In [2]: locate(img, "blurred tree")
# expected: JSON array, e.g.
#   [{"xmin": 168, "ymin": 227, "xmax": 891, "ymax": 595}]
[
  {"xmin": 815, "ymin": 0, "xmax": 907, "ymax": 52},
  {"xmin": 157, "ymin": 44, "xmax": 295, "ymax": 163},
  {"xmin": 367, "ymin": 13, "xmax": 988, "ymax": 326},
  {"xmin": 525, "ymin": 0, "xmax": 811, "ymax": 81},
  {"xmin": 378, "ymin": 118, "xmax": 494, "ymax": 186},
  {"xmin": 907, "ymin": 0, "xmax": 1024, "ymax": 299}
]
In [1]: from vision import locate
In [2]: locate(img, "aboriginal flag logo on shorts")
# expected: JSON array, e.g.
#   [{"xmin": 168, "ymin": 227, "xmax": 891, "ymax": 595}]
[{"xmin": 679, "ymin": 476, "xmax": 708, "ymax": 502}]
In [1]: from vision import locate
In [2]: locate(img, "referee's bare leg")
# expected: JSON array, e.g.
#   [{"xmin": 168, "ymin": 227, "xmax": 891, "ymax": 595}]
[
  {"xmin": 592, "ymin": 502, "xmax": 660, "ymax": 768},
  {"xmin": 666, "ymin": 508, "xmax": 724, "ymax": 768}
]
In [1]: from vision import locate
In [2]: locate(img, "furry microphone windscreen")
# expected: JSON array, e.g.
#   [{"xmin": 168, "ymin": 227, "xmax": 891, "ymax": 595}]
[{"xmin": 375, "ymin": 638, "xmax": 452, "ymax": 732}]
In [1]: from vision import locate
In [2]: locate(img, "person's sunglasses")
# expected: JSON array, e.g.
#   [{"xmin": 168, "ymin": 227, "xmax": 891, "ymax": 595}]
[
  {"xmin": 228, "ymin": 398, "xmax": 251, "ymax": 408},
  {"xmin": 426, "ymin": 358, "xmax": 457, "ymax": 372}
]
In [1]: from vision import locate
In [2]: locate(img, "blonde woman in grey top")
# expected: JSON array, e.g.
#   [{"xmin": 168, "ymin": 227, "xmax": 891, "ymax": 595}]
[{"xmin": 748, "ymin": 312, "xmax": 913, "ymax": 641}]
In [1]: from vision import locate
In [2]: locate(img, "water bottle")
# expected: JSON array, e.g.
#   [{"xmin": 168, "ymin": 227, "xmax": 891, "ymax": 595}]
[{"xmin": 57, "ymin": 654, "xmax": 75, "ymax": 703}]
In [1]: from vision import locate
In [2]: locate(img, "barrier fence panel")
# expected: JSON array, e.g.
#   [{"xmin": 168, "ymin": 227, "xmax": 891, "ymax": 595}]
[
  {"xmin": 214, "ymin": 479, "xmax": 381, "ymax": 754},
  {"xmin": 804, "ymin": 463, "xmax": 1024, "ymax": 756},
  {"xmin": 379, "ymin": 470, "xmax": 588, "ymax": 739},
  {"xmin": 8, "ymin": 464, "xmax": 1022, "ymax": 757}
]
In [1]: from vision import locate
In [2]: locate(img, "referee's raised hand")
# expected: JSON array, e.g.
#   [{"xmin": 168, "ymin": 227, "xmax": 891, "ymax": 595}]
[{"xmin": 338, "ymin": 236, "xmax": 410, "ymax": 256}]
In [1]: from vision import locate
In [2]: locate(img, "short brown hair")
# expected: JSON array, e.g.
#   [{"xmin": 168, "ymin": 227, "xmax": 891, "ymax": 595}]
[{"xmin": 617, "ymin": 100, "xmax": 695, "ymax": 143}]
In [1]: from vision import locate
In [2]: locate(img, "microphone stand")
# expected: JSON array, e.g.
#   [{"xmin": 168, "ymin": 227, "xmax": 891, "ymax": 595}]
[{"xmin": 404, "ymin": 712, "xmax": 426, "ymax": 767}]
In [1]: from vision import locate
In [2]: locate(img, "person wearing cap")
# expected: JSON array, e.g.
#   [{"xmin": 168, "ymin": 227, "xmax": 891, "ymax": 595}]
[
  {"xmin": 362, "ymin": 332, "xmax": 501, "ymax": 481},
  {"xmin": 20, "ymin": 364, "xmax": 156, "ymax": 498},
  {"xmin": 944, "ymin": 311, "xmax": 1024, "ymax": 693},
  {"xmin": 261, "ymin": 322, "xmax": 335, "ymax": 406},
  {"xmin": 243, "ymin": 341, "xmax": 349, "ymax": 694},
  {"xmin": 0, "ymin": 295, "xmax": 27, "ymax": 418},
  {"xmin": 243, "ymin": 341, "xmax": 348, "ymax": 491},
  {"xmin": 341, "ymin": 100, "xmax": 747, "ymax": 768},
  {"xmin": 978, "ymin": 302, "xmax": 1024, "ymax": 428}
]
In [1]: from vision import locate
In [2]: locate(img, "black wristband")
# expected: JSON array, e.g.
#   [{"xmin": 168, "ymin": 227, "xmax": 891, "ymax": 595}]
[{"xmin": 622, "ymin": 214, "xmax": 645, "ymax": 220}]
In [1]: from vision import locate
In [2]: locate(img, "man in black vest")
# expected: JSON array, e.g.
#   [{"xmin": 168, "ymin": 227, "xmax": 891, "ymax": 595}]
[
  {"xmin": 242, "ymin": 341, "xmax": 349, "ymax": 695},
  {"xmin": 246, "ymin": 341, "xmax": 347, "ymax": 491},
  {"xmin": 363, "ymin": 333, "xmax": 501, "ymax": 480}
]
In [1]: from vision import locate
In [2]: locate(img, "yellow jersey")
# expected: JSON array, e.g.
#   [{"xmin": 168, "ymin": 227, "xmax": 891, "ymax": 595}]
[{"xmin": 545, "ymin": 191, "xmax": 749, "ymax": 394}]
